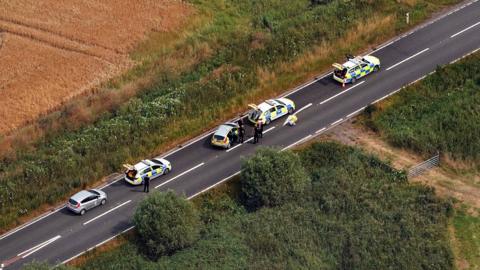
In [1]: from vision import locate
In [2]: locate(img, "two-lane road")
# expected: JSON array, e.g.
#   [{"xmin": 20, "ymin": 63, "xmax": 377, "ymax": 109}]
[{"xmin": 1, "ymin": 1, "xmax": 479, "ymax": 268}]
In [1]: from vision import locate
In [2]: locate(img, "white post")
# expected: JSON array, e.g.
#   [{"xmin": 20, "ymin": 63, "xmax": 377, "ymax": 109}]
[
  {"xmin": 406, "ymin": 12, "xmax": 410, "ymax": 24},
  {"xmin": 1, "ymin": 263, "xmax": 4, "ymax": 270}
]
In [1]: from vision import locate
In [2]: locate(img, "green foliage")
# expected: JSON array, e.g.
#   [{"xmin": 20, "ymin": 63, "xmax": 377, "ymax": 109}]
[
  {"xmin": 0, "ymin": 0, "xmax": 460, "ymax": 230},
  {"xmin": 452, "ymin": 209, "xmax": 480, "ymax": 268},
  {"xmin": 133, "ymin": 191, "xmax": 200, "ymax": 258},
  {"xmin": 240, "ymin": 147, "xmax": 310, "ymax": 209},
  {"xmin": 365, "ymin": 52, "xmax": 480, "ymax": 164},
  {"xmin": 78, "ymin": 142, "xmax": 454, "ymax": 270},
  {"xmin": 22, "ymin": 261, "xmax": 75, "ymax": 270}
]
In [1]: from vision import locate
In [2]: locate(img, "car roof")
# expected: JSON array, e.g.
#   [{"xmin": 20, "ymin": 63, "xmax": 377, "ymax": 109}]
[
  {"xmin": 257, "ymin": 100, "xmax": 279, "ymax": 112},
  {"xmin": 71, "ymin": 190, "xmax": 94, "ymax": 201},
  {"xmin": 133, "ymin": 160, "xmax": 150, "ymax": 171},
  {"xmin": 214, "ymin": 124, "xmax": 235, "ymax": 137},
  {"xmin": 342, "ymin": 56, "xmax": 364, "ymax": 69}
]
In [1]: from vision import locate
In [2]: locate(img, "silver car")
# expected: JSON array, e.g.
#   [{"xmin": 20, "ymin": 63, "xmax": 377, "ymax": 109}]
[{"xmin": 67, "ymin": 189, "xmax": 107, "ymax": 215}]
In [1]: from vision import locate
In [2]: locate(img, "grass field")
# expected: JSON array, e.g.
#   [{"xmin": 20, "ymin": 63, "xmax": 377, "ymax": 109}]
[
  {"xmin": 0, "ymin": 0, "xmax": 462, "ymax": 231},
  {"xmin": 0, "ymin": 0, "xmax": 191, "ymax": 134},
  {"xmin": 363, "ymin": 52, "xmax": 480, "ymax": 168}
]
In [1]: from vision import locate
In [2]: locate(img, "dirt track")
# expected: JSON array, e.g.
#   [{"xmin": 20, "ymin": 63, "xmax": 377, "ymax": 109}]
[{"xmin": 0, "ymin": 0, "xmax": 191, "ymax": 134}]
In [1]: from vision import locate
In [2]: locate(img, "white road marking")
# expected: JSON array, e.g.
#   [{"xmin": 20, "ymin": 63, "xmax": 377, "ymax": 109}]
[
  {"xmin": 373, "ymin": 95, "xmax": 389, "ymax": 104},
  {"xmin": 315, "ymin": 127, "xmax": 326, "ymax": 134},
  {"xmin": 330, "ymin": 118, "xmax": 344, "ymax": 126},
  {"xmin": 283, "ymin": 103, "xmax": 312, "ymax": 126},
  {"xmin": 320, "ymin": 81, "xmax": 365, "ymax": 105},
  {"xmin": 386, "ymin": 48, "xmax": 430, "ymax": 71},
  {"xmin": 18, "ymin": 235, "xmax": 61, "ymax": 258},
  {"xmin": 60, "ymin": 226, "xmax": 134, "ymax": 265},
  {"xmin": 347, "ymin": 107, "xmax": 366, "ymax": 118},
  {"xmin": 226, "ymin": 142, "xmax": 243, "ymax": 152},
  {"xmin": 450, "ymin": 21, "xmax": 480, "ymax": 38},
  {"xmin": 282, "ymin": 135, "xmax": 312, "ymax": 151},
  {"xmin": 281, "ymin": 73, "xmax": 332, "ymax": 98},
  {"xmin": 227, "ymin": 126, "xmax": 276, "ymax": 152},
  {"xmin": 187, "ymin": 171, "xmax": 242, "ymax": 200},
  {"xmin": 155, "ymin": 163, "xmax": 204, "ymax": 189},
  {"xmin": 83, "ymin": 200, "xmax": 131, "ymax": 226},
  {"xmin": 263, "ymin": 126, "xmax": 276, "ymax": 134},
  {"xmin": 162, "ymin": 132, "xmax": 213, "ymax": 159}
]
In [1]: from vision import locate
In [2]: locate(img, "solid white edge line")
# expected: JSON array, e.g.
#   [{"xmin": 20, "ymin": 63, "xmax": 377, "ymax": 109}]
[
  {"xmin": 83, "ymin": 200, "xmax": 131, "ymax": 226},
  {"xmin": 187, "ymin": 171, "xmax": 242, "ymax": 200},
  {"xmin": 282, "ymin": 135, "xmax": 312, "ymax": 151},
  {"xmin": 18, "ymin": 235, "xmax": 61, "ymax": 258},
  {"xmin": 320, "ymin": 81, "xmax": 365, "ymax": 105},
  {"xmin": 330, "ymin": 118, "xmax": 344, "ymax": 126},
  {"xmin": 4, "ymin": 0, "xmax": 479, "ymax": 257},
  {"xmin": 155, "ymin": 163, "xmax": 204, "ymax": 189},
  {"xmin": 373, "ymin": 95, "xmax": 389, "ymax": 104},
  {"xmin": 450, "ymin": 21, "xmax": 480, "ymax": 38},
  {"xmin": 315, "ymin": 127, "xmax": 326, "ymax": 134},
  {"xmin": 60, "ymin": 226, "xmax": 135, "ymax": 265},
  {"xmin": 386, "ymin": 48, "xmax": 430, "ymax": 71},
  {"xmin": 347, "ymin": 107, "xmax": 366, "ymax": 118},
  {"xmin": 161, "ymin": 132, "xmax": 214, "ymax": 159}
]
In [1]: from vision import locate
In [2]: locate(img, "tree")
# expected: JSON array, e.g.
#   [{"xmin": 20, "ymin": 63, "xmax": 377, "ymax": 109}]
[
  {"xmin": 133, "ymin": 191, "xmax": 200, "ymax": 259},
  {"xmin": 241, "ymin": 147, "xmax": 310, "ymax": 209}
]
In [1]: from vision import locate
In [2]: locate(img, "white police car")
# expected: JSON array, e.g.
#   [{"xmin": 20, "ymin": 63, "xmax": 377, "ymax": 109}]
[
  {"xmin": 123, "ymin": 158, "xmax": 171, "ymax": 185},
  {"xmin": 247, "ymin": 98, "xmax": 295, "ymax": 125}
]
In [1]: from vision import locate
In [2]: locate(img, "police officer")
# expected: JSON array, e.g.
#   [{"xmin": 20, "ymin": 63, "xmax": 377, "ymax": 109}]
[
  {"xmin": 237, "ymin": 116, "xmax": 245, "ymax": 143},
  {"xmin": 253, "ymin": 125, "xmax": 259, "ymax": 144},
  {"xmin": 143, "ymin": 176, "xmax": 150, "ymax": 193},
  {"xmin": 256, "ymin": 120, "xmax": 263, "ymax": 138}
]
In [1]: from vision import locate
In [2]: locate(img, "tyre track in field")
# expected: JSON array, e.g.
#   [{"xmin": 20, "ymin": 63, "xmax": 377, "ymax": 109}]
[{"xmin": 0, "ymin": 16, "xmax": 125, "ymax": 64}]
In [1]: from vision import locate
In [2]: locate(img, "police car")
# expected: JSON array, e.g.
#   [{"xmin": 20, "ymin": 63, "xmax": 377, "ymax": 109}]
[
  {"xmin": 248, "ymin": 98, "xmax": 295, "ymax": 125},
  {"xmin": 332, "ymin": 55, "xmax": 380, "ymax": 84},
  {"xmin": 123, "ymin": 158, "xmax": 171, "ymax": 185},
  {"xmin": 211, "ymin": 122, "xmax": 239, "ymax": 149}
]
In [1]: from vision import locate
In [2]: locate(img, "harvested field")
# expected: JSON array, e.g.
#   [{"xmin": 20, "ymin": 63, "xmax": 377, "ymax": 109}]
[{"xmin": 0, "ymin": 0, "xmax": 191, "ymax": 134}]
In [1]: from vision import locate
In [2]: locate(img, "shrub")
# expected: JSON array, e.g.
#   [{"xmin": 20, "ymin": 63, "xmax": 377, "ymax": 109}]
[
  {"xmin": 133, "ymin": 191, "xmax": 200, "ymax": 258},
  {"xmin": 240, "ymin": 147, "xmax": 310, "ymax": 209}
]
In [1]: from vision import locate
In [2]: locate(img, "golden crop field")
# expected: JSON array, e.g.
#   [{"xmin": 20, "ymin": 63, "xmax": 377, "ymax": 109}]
[{"xmin": 0, "ymin": 0, "xmax": 191, "ymax": 134}]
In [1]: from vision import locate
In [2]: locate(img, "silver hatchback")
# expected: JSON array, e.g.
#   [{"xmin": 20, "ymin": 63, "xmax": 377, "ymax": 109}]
[{"xmin": 67, "ymin": 189, "xmax": 107, "ymax": 215}]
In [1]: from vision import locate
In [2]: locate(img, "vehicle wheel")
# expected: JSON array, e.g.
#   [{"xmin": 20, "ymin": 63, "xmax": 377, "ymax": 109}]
[
  {"xmin": 80, "ymin": 209, "xmax": 86, "ymax": 216},
  {"xmin": 101, "ymin": 199, "xmax": 106, "ymax": 206},
  {"xmin": 374, "ymin": 65, "xmax": 380, "ymax": 72},
  {"xmin": 226, "ymin": 143, "xmax": 231, "ymax": 149},
  {"xmin": 351, "ymin": 77, "xmax": 356, "ymax": 84},
  {"xmin": 288, "ymin": 107, "xmax": 294, "ymax": 114},
  {"xmin": 164, "ymin": 168, "xmax": 170, "ymax": 175},
  {"xmin": 265, "ymin": 118, "xmax": 271, "ymax": 125}
]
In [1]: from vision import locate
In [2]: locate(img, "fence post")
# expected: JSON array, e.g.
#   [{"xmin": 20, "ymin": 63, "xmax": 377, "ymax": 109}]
[{"xmin": 406, "ymin": 12, "xmax": 410, "ymax": 24}]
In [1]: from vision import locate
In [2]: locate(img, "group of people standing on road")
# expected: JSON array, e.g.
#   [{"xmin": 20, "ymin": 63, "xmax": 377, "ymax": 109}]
[{"xmin": 235, "ymin": 116, "xmax": 263, "ymax": 145}]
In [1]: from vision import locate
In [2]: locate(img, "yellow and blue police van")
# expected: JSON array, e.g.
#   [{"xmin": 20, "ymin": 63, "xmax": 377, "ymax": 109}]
[{"xmin": 333, "ymin": 55, "xmax": 380, "ymax": 84}]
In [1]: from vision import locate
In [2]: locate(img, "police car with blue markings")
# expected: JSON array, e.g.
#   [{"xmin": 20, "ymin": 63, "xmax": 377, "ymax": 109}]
[
  {"xmin": 333, "ymin": 55, "xmax": 380, "ymax": 84},
  {"xmin": 123, "ymin": 158, "xmax": 171, "ymax": 185},
  {"xmin": 248, "ymin": 98, "xmax": 295, "ymax": 125}
]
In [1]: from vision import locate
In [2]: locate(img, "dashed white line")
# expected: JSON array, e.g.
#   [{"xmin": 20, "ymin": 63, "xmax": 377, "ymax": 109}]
[
  {"xmin": 155, "ymin": 163, "xmax": 204, "ymax": 189},
  {"xmin": 330, "ymin": 118, "xmax": 344, "ymax": 126},
  {"xmin": 386, "ymin": 48, "xmax": 429, "ymax": 71},
  {"xmin": 450, "ymin": 21, "xmax": 480, "ymax": 38},
  {"xmin": 226, "ymin": 142, "xmax": 244, "ymax": 152},
  {"xmin": 347, "ymin": 107, "xmax": 366, "ymax": 118},
  {"xmin": 319, "ymin": 81, "xmax": 365, "ymax": 105},
  {"xmin": 18, "ymin": 235, "xmax": 61, "ymax": 258},
  {"xmin": 294, "ymin": 103, "xmax": 312, "ymax": 114},
  {"xmin": 83, "ymin": 200, "xmax": 131, "ymax": 226},
  {"xmin": 315, "ymin": 127, "xmax": 326, "ymax": 134}
]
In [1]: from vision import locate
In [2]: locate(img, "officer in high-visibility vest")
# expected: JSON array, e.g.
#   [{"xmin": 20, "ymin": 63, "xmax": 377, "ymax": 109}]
[{"xmin": 286, "ymin": 114, "xmax": 298, "ymax": 126}]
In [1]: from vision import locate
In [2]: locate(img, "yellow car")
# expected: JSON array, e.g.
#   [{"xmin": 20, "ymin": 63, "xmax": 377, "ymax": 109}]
[
  {"xmin": 333, "ymin": 55, "xmax": 380, "ymax": 84},
  {"xmin": 247, "ymin": 98, "xmax": 295, "ymax": 125},
  {"xmin": 211, "ymin": 122, "xmax": 240, "ymax": 149}
]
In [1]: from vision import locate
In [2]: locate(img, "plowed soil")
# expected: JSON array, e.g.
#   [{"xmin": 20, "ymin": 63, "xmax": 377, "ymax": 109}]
[{"xmin": 0, "ymin": 0, "xmax": 191, "ymax": 134}]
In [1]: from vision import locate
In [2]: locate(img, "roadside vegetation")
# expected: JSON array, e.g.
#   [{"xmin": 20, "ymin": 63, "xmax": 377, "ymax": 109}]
[
  {"xmin": 363, "ymin": 52, "xmax": 480, "ymax": 167},
  {"xmin": 44, "ymin": 143, "xmax": 454, "ymax": 270},
  {"xmin": 0, "ymin": 0, "xmax": 462, "ymax": 231}
]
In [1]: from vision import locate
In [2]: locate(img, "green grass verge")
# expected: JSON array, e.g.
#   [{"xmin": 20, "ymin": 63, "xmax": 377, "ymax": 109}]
[
  {"xmin": 67, "ymin": 142, "xmax": 454, "ymax": 269},
  {"xmin": 453, "ymin": 208, "xmax": 480, "ymax": 269},
  {"xmin": 363, "ymin": 52, "xmax": 480, "ymax": 166},
  {"xmin": 0, "ymin": 0, "xmax": 460, "ymax": 230}
]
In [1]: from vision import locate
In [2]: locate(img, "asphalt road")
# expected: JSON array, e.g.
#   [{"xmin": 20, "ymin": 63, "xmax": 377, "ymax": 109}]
[{"xmin": 1, "ymin": 1, "xmax": 479, "ymax": 268}]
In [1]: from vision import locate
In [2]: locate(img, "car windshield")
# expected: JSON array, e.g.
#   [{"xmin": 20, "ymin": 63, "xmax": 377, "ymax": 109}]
[
  {"xmin": 88, "ymin": 190, "xmax": 100, "ymax": 196},
  {"xmin": 69, "ymin": 198, "xmax": 78, "ymax": 205},
  {"xmin": 213, "ymin": 135, "xmax": 225, "ymax": 141}
]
